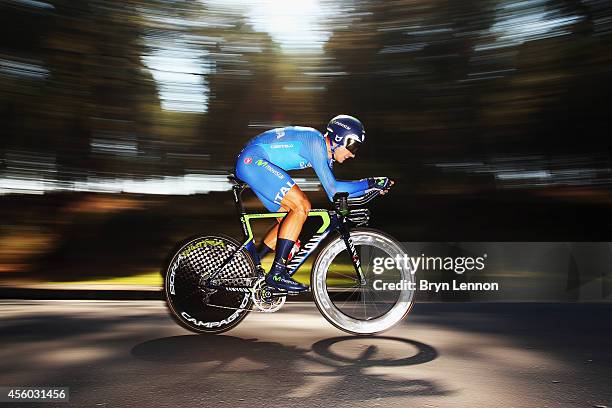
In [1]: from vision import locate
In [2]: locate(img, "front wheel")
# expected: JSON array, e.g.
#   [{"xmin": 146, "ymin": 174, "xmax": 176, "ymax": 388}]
[{"xmin": 311, "ymin": 228, "xmax": 415, "ymax": 335}]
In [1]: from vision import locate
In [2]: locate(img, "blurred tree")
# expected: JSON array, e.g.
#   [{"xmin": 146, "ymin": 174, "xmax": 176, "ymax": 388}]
[
  {"xmin": 323, "ymin": 0, "xmax": 497, "ymax": 185},
  {"xmin": 202, "ymin": 19, "xmax": 286, "ymax": 166}
]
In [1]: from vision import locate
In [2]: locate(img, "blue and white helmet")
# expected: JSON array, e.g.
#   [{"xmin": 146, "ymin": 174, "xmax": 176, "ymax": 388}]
[{"xmin": 326, "ymin": 114, "xmax": 365, "ymax": 154}]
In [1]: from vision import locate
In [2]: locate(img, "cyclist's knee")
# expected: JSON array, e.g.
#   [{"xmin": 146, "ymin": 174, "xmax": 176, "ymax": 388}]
[
  {"xmin": 293, "ymin": 198, "xmax": 311, "ymax": 218},
  {"xmin": 301, "ymin": 199, "xmax": 312, "ymax": 214},
  {"xmin": 283, "ymin": 190, "xmax": 310, "ymax": 218}
]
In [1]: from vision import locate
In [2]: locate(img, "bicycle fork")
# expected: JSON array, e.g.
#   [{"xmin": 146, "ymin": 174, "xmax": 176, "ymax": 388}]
[{"xmin": 338, "ymin": 222, "xmax": 367, "ymax": 286}]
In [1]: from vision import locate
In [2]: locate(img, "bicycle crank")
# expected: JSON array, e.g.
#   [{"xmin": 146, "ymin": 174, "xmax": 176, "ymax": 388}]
[{"xmin": 251, "ymin": 277, "xmax": 286, "ymax": 313}]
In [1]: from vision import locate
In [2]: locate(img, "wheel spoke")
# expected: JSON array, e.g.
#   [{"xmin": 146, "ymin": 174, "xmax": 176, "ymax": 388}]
[
  {"xmin": 329, "ymin": 271, "xmax": 360, "ymax": 281},
  {"xmin": 338, "ymin": 285, "xmax": 360, "ymax": 310}
]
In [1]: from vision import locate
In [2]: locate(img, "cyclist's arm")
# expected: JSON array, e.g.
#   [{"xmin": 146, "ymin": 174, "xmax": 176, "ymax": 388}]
[{"xmin": 307, "ymin": 137, "xmax": 369, "ymax": 200}]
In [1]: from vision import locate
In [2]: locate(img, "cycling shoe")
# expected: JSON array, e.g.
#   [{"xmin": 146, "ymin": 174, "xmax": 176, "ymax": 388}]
[{"xmin": 266, "ymin": 265, "xmax": 309, "ymax": 292}]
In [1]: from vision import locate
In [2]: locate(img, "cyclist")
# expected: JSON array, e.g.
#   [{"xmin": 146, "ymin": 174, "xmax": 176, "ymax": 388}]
[{"xmin": 235, "ymin": 115, "xmax": 393, "ymax": 292}]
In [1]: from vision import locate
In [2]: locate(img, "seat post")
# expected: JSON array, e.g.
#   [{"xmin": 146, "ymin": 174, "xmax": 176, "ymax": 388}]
[
  {"xmin": 229, "ymin": 174, "xmax": 249, "ymax": 216},
  {"xmin": 232, "ymin": 184, "xmax": 246, "ymax": 215},
  {"xmin": 229, "ymin": 177, "xmax": 251, "ymax": 243}
]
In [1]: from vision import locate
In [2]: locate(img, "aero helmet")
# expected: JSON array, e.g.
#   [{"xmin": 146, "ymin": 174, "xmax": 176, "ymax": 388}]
[{"xmin": 326, "ymin": 114, "xmax": 365, "ymax": 154}]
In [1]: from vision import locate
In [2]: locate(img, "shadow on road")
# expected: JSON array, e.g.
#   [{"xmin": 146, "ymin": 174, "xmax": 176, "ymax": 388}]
[{"xmin": 131, "ymin": 334, "xmax": 449, "ymax": 401}]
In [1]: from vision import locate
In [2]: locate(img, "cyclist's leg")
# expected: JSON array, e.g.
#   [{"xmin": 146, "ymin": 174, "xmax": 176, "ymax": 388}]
[
  {"xmin": 252, "ymin": 194, "xmax": 283, "ymax": 257},
  {"xmin": 259, "ymin": 187, "xmax": 309, "ymax": 248},
  {"xmin": 236, "ymin": 152, "xmax": 285, "ymax": 252},
  {"xmin": 267, "ymin": 186, "xmax": 310, "ymax": 290},
  {"xmin": 260, "ymin": 218, "xmax": 282, "ymax": 255},
  {"xmin": 236, "ymin": 154, "xmax": 310, "ymax": 243},
  {"xmin": 235, "ymin": 152, "xmax": 279, "ymax": 257},
  {"xmin": 257, "ymin": 185, "xmax": 309, "ymax": 260},
  {"xmin": 276, "ymin": 185, "xmax": 310, "ymax": 242},
  {"xmin": 235, "ymin": 153, "xmax": 309, "ymax": 291},
  {"xmin": 249, "ymin": 181, "xmax": 310, "ymax": 263}
]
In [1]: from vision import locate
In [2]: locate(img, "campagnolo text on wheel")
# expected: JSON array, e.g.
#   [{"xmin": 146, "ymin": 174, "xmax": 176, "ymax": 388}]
[{"xmin": 163, "ymin": 115, "xmax": 416, "ymax": 334}]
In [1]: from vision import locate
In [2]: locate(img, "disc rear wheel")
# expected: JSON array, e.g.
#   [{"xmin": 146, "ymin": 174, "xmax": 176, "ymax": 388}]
[{"xmin": 163, "ymin": 234, "xmax": 256, "ymax": 334}]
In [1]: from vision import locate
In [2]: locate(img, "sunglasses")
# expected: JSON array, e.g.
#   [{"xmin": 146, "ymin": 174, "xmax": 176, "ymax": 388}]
[{"xmin": 344, "ymin": 135, "xmax": 362, "ymax": 154}]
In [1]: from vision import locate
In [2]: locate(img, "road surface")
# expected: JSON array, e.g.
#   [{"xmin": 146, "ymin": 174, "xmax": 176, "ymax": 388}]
[{"xmin": 1, "ymin": 301, "xmax": 611, "ymax": 407}]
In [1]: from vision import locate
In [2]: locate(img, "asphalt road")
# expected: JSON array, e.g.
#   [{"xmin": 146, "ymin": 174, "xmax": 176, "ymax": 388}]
[{"xmin": 1, "ymin": 301, "xmax": 611, "ymax": 408}]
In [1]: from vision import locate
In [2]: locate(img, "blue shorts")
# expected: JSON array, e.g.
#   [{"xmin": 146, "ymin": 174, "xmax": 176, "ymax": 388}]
[{"xmin": 235, "ymin": 147, "xmax": 296, "ymax": 211}]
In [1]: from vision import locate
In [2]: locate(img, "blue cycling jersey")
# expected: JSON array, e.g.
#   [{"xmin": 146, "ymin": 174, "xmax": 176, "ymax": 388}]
[{"xmin": 235, "ymin": 126, "xmax": 370, "ymax": 211}]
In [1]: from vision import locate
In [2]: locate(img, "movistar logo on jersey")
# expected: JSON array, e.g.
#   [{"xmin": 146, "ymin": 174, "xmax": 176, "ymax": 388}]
[
  {"xmin": 273, "ymin": 275, "xmax": 281, "ymax": 282},
  {"xmin": 255, "ymin": 158, "xmax": 286, "ymax": 180},
  {"xmin": 270, "ymin": 144, "xmax": 294, "ymax": 149}
]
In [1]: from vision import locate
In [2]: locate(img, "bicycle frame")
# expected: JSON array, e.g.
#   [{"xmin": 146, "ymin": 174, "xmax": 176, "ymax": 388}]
[
  {"xmin": 239, "ymin": 210, "xmax": 337, "ymax": 276},
  {"xmin": 202, "ymin": 181, "xmax": 369, "ymax": 288}
]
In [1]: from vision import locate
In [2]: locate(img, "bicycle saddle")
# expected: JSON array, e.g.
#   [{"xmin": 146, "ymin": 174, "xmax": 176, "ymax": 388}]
[{"xmin": 228, "ymin": 173, "xmax": 249, "ymax": 189}]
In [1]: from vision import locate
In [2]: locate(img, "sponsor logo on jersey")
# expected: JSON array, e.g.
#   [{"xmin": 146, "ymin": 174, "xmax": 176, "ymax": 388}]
[
  {"xmin": 270, "ymin": 144, "xmax": 294, "ymax": 149},
  {"xmin": 275, "ymin": 129, "xmax": 285, "ymax": 139},
  {"xmin": 256, "ymin": 159, "xmax": 284, "ymax": 179},
  {"xmin": 267, "ymin": 166, "xmax": 285, "ymax": 179},
  {"xmin": 273, "ymin": 180, "xmax": 296, "ymax": 205},
  {"xmin": 243, "ymin": 157, "xmax": 253, "ymax": 164}
]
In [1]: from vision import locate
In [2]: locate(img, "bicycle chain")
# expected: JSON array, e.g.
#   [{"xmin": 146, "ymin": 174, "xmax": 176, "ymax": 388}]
[
  {"xmin": 203, "ymin": 298, "xmax": 288, "ymax": 313},
  {"xmin": 200, "ymin": 277, "xmax": 287, "ymax": 313}
]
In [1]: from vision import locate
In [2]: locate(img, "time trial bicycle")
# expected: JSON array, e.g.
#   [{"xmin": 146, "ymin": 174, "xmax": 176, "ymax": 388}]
[{"xmin": 163, "ymin": 175, "xmax": 415, "ymax": 335}]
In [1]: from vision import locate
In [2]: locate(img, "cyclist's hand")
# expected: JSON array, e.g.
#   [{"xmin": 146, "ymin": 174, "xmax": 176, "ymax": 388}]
[
  {"xmin": 380, "ymin": 180, "xmax": 394, "ymax": 195},
  {"xmin": 368, "ymin": 177, "xmax": 394, "ymax": 195}
]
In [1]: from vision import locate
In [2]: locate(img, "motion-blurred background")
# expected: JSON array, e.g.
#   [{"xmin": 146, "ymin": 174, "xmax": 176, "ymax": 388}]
[{"xmin": 1, "ymin": 0, "xmax": 611, "ymax": 298}]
